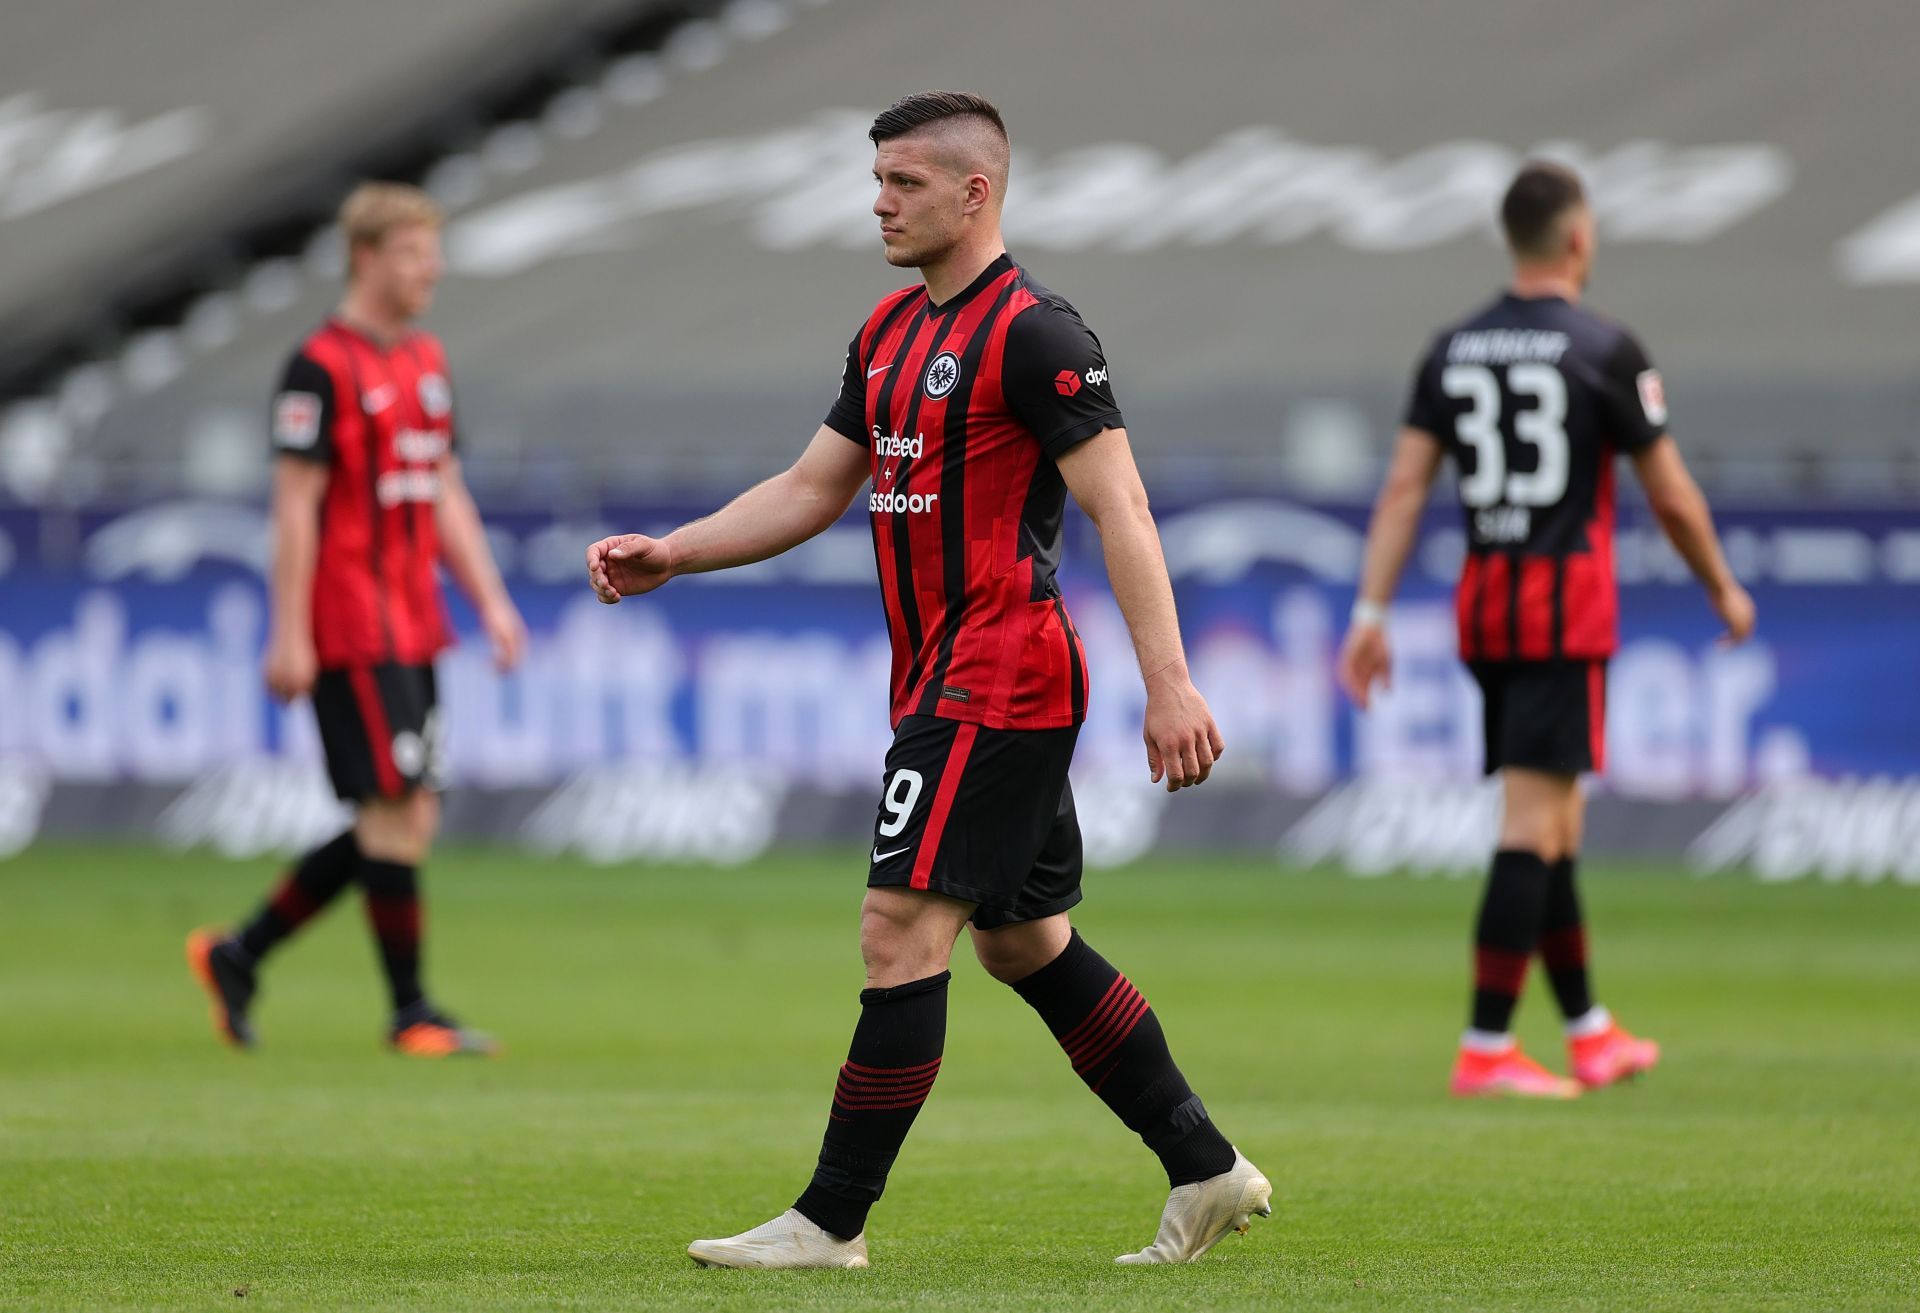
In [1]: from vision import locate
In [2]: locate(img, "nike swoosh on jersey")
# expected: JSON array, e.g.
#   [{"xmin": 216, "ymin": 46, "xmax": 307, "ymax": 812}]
[
  {"xmin": 866, "ymin": 363, "xmax": 892, "ymax": 378},
  {"xmin": 872, "ymin": 845, "xmax": 911, "ymax": 864},
  {"xmin": 363, "ymin": 385, "xmax": 397, "ymax": 412}
]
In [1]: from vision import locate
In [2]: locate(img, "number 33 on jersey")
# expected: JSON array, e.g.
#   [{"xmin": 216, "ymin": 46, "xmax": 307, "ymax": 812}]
[{"xmin": 1405, "ymin": 293, "xmax": 1669, "ymax": 663}]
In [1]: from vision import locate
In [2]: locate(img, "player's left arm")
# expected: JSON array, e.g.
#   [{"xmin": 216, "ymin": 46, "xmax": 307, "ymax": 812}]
[
  {"xmin": 1000, "ymin": 302, "xmax": 1220, "ymax": 791},
  {"xmin": 1336, "ymin": 428, "xmax": 1446, "ymax": 710},
  {"xmin": 1604, "ymin": 332, "xmax": 1754, "ymax": 645},
  {"xmin": 1629, "ymin": 439, "xmax": 1754, "ymax": 644},
  {"xmin": 1058, "ymin": 430, "xmax": 1222, "ymax": 792},
  {"xmin": 435, "ymin": 452, "xmax": 527, "ymax": 671}
]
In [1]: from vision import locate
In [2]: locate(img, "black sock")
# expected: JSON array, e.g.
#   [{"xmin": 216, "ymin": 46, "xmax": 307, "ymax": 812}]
[
  {"xmin": 1471, "ymin": 849, "xmax": 1552, "ymax": 1034},
  {"xmin": 234, "ymin": 830, "xmax": 360, "ymax": 962},
  {"xmin": 1540, "ymin": 855, "xmax": 1593, "ymax": 1020},
  {"xmin": 794, "ymin": 971, "xmax": 949, "ymax": 1241},
  {"xmin": 359, "ymin": 857, "xmax": 424, "ymax": 1012},
  {"xmin": 1010, "ymin": 932, "xmax": 1234, "ymax": 1187}
]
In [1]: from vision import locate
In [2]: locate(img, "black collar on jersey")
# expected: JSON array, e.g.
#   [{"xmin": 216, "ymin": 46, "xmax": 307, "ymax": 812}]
[
  {"xmin": 1500, "ymin": 290, "xmax": 1571, "ymax": 307},
  {"xmin": 926, "ymin": 251, "xmax": 1016, "ymax": 314}
]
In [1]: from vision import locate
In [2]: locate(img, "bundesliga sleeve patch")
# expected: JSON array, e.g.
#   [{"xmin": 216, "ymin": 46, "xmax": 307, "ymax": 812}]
[
  {"xmin": 1636, "ymin": 369, "xmax": 1668, "ymax": 427},
  {"xmin": 417, "ymin": 372, "xmax": 453, "ymax": 419},
  {"xmin": 272, "ymin": 391, "xmax": 323, "ymax": 450}
]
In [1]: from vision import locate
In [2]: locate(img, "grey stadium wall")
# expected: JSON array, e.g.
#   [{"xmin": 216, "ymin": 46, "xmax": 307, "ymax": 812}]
[{"xmin": 6, "ymin": 0, "xmax": 1918, "ymax": 502}]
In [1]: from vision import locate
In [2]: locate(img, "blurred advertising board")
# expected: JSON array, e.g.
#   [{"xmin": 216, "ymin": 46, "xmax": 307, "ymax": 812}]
[{"xmin": 1, "ymin": 496, "xmax": 1915, "ymax": 881}]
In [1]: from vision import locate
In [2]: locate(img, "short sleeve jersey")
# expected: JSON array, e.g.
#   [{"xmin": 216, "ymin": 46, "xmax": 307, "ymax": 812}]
[
  {"xmin": 824, "ymin": 253, "xmax": 1122, "ymax": 729},
  {"xmin": 1403, "ymin": 293, "xmax": 1668, "ymax": 662},
  {"xmin": 270, "ymin": 320, "xmax": 458, "ymax": 668}
]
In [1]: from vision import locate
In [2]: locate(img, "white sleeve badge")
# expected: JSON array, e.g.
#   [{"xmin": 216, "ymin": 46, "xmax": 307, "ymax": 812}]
[
  {"xmin": 273, "ymin": 391, "xmax": 323, "ymax": 450},
  {"xmin": 1635, "ymin": 369, "xmax": 1668, "ymax": 428}
]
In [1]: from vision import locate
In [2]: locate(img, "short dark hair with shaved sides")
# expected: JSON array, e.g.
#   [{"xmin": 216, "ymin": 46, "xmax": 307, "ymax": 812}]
[
  {"xmin": 1501, "ymin": 160, "xmax": 1587, "ymax": 259},
  {"xmin": 869, "ymin": 91, "xmax": 1007, "ymax": 145}
]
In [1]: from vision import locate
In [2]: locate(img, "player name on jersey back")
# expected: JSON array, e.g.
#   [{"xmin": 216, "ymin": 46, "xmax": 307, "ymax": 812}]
[{"xmin": 1445, "ymin": 329, "xmax": 1571, "ymax": 365}]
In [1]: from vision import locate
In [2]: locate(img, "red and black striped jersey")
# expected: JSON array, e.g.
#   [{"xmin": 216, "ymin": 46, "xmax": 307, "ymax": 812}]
[
  {"xmin": 824, "ymin": 253, "xmax": 1122, "ymax": 730},
  {"xmin": 1404, "ymin": 293, "xmax": 1668, "ymax": 663},
  {"xmin": 270, "ymin": 319, "xmax": 457, "ymax": 669}
]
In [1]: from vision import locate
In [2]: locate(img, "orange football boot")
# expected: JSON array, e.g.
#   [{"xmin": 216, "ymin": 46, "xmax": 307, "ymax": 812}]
[
  {"xmin": 389, "ymin": 1003, "xmax": 500, "ymax": 1058},
  {"xmin": 1569, "ymin": 1020, "xmax": 1660, "ymax": 1089},
  {"xmin": 1449, "ymin": 1042, "xmax": 1581, "ymax": 1099}
]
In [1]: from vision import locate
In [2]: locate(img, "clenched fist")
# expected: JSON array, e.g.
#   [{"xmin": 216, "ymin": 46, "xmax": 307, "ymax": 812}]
[{"xmin": 586, "ymin": 534, "xmax": 675, "ymax": 603}]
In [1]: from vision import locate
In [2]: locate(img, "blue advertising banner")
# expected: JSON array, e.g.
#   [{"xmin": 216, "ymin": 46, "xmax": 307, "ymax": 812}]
[{"xmin": 3, "ymin": 495, "xmax": 1914, "ymax": 812}]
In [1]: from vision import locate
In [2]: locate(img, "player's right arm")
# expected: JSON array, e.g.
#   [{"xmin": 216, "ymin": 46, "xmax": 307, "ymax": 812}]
[
  {"xmin": 263, "ymin": 356, "xmax": 335, "ymax": 702},
  {"xmin": 586, "ymin": 425, "xmax": 868, "ymax": 602},
  {"xmin": 1336, "ymin": 428, "xmax": 1446, "ymax": 710},
  {"xmin": 1629, "ymin": 438, "xmax": 1754, "ymax": 643}
]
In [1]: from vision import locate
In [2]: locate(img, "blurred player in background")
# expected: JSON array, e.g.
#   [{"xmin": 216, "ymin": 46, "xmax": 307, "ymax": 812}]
[
  {"xmin": 186, "ymin": 183, "xmax": 525, "ymax": 1057},
  {"xmin": 588, "ymin": 92, "xmax": 1270, "ymax": 1268},
  {"xmin": 1338, "ymin": 161, "xmax": 1755, "ymax": 1098}
]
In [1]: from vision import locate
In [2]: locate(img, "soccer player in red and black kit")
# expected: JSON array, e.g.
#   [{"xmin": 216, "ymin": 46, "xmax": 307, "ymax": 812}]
[
  {"xmin": 186, "ymin": 183, "xmax": 526, "ymax": 1057},
  {"xmin": 1338, "ymin": 162, "xmax": 1756, "ymax": 1098},
  {"xmin": 586, "ymin": 93, "xmax": 1271, "ymax": 1268}
]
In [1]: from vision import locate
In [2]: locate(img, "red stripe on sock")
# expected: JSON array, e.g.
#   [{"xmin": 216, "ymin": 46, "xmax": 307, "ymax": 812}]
[
  {"xmin": 835, "ymin": 1075, "xmax": 939, "ymax": 1097},
  {"xmin": 1540, "ymin": 926, "xmax": 1588, "ymax": 968},
  {"xmin": 365, "ymin": 895, "xmax": 420, "ymax": 940},
  {"xmin": 1057, "ymin": 975, "xmax": 1132, "ymax": 1053},
  {"xmin": 1475, "ymin": 946, "xmax": 1531, "ymax": 995},
  {"xmin": 1071, "ymin": 993, "xmax": 1151, "ymax": 1076},
  {"xmin": 1062, "ymin": 980, "xmax": 1143, "ymax": 1064},
  {"xmin": 835, "ymin": 1070, "xmax": 941, "ymax": 1093},
  {"xmin": 835, "ymin": 1074, "xmax": 941, "ymax": 1098},
  {"xmin": 833, "ymin": 1060, "xmax": 941, "ymax": 1110},
  {"xmin": 268, "ymin": 877, "xmax": 322, "ymax": 926},
  {"xmin": 833, "ymin": 1085, "xmax": 939, "ymax": 1110},
  {"xmin": 841, "ymin": 1057, "xmax": 943, "ymax": 1080}
]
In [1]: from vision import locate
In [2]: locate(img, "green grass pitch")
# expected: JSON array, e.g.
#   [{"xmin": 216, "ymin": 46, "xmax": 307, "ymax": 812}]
[{"xmin": 1, "ymin": 844, "xmax": 1916, "ymax": 1310}]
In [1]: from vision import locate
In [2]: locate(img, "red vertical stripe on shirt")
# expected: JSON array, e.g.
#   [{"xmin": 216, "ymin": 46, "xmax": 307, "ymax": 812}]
[
  {"xmin": 1477, "ymin": 554, "xmax": 1512, "ymax": 660},
  {"xmin": 1561, "ymin": 458, "xmax": 1619, "ymax": 659},
  {"xmin": 902, "ymin": 271, "xmax": 1022, "ymax": 718},
  {"xmin": 943, "ymin": 298, "xmax": 1033, "ymax": 721},
  {"xmin": 868, "ymin": 301, "xmax": 936, "ymax": 721},
  {"xmin": 1517, "ymin": 556, "xmax": 1556, "ymax": 660},
  {"xmin": 1456, "ymin": 555, "xmax": 1484, "ymax": 661},
  {"xmin": 1560, "ymin": 553, "xmax": 1614, "ymax": 657}
]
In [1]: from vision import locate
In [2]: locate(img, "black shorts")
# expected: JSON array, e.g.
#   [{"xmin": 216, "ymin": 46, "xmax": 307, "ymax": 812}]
[
  {"xmin": 866, "ymin": 715, "xmax": 1083, "ymax": 931},
  {"xmin": 311, "ymin": 664, "xmax": 444, "ymax": 801},
  {"xmin": 1471, "ymin": 659, "xmax": 1608, "ymax": 778}
]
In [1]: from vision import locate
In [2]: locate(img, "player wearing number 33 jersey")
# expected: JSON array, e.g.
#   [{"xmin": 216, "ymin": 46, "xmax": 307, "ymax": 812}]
[
  {"xmin": 1404, "ymin": 282, "xmax": 1664, "ymax": 674},
  {"xmin": 1340, "ymin": 161, "xmax": 1752, "ymax": 1100}
]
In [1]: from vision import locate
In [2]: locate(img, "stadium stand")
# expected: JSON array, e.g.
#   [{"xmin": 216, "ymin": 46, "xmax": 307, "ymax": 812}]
[
  {"xmin": 3, "ymin": 0, "xmax": 1916, "ymax": 502},
  {"xmin": 0, "ymin": 0, "xmax": 677, "ymax": 379}
]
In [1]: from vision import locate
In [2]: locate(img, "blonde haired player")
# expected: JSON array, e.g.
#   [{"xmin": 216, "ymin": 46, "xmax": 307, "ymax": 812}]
[{"xmin": 188, "ymin": 183, "xmax": 524, "ymax": 1056}]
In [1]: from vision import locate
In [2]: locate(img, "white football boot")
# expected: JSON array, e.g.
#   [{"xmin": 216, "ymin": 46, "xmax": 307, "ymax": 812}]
[
  {"xmin": 1115, "ymin": 1149, "xmax": 1273, "ymax": 1265},
  {"xmin": 687, "ymin": 1208, "xmax": 870, "ymax": 1269}
]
